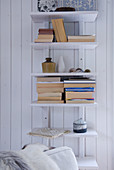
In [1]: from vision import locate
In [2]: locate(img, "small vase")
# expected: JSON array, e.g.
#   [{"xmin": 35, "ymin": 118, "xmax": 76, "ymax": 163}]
[
  {"xmin": 42, "ymin": 58, "xmax": 56, "ymax": 73},
  {"xmin": 58, "ymin": 56, "xmax": 65, "ymax": 73}
]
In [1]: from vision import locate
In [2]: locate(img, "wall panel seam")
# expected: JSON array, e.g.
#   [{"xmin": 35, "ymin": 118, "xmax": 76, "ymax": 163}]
[
  {"xmin": 0, "ymin": 0, "xmax": 1, "ymax": 151},
  {"xmin": 10, "ymin": 0, "xmax": 12, "ymax": 150},
  {"xmin": 21, "ymin": 0, "xmax": 22, "ymax": 148}
]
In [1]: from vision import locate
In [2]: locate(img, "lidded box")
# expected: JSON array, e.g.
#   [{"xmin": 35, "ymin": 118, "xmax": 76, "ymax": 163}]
[{"xmin": 73, "ymin": 118, "xmax": 87, "ymax": 133}]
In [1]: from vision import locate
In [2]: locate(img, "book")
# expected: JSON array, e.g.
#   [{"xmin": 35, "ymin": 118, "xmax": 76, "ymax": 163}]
[
  {"xmin": 38, "ymin": 34, "xmax": 53, "ymax": 39},
  {"xmin": 68, "ymin": 35, "xmax": 95, "ymax": 42},
  {"xmin": 38, "ymin": 96, "xmax": 62, "ymax": 101},
  {"xmin": 66, "ymin": 99, "xmax": 94, "ymax": 104},
  {"xmin": 28, "ymin": 128, "xmax": 70, "ymax": 139},
  {"xmin": 37, "ymin": 100, "xmax": 64, "ymax": 103},
  {"xmin": 36, "ymin": 82, "xmax": 64, "ymax": 88},
  {"xmin": 65, "ymin": 87, "xmax": 94, "ymax": 92},
  {"xmin": 39, "ymin": 29, "xmax": 54, "ymax": 34},
  {"xmin": 37, "ymin": 87, "xmax": 64, "ymax": 93},
  {"xmin": 34, "ymin": 39, "xmax": 53, "ymax": 43},
  {"xmin": 37, "ymin": 77, "xmax": 60, "ymax": 82},
  {"xmin": 64, "ymin": 79, "xmax": 95, "ymax": 84},
  {"xmin": 66, "ymin": 92, "xmax": 94, "ymax": 99},
  {"xmin": 52, "ymin": 19, "xmax": 60, "ymax": 42},
  {"xmin": 56, "ymin": 19, "xmax": 67, "ymax": 42},
  {"xmin": 52, "ymin": 19, "xmax": 67, "ymax": 42},
  {"xmin": 64, "ymin": 83, "xmax": 96, "ymax": 88},
  {"xmin": 38, "ymin": 93, "xmax": 62, "ymax": 97}
]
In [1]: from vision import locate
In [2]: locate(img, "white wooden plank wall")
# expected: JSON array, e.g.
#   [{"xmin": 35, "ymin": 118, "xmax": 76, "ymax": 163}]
[{"xmin": 0, "ymin": 0, "xmax": 113, "ymax": 170}]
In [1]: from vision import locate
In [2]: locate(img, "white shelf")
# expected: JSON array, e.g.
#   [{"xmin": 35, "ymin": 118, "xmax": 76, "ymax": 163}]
[
  {"xmin": 64, "ymin": 129, "xmax": 98, "ymax": 138},
  {"xmin": 77, "ymin": 157, "xmax": 98, "ymax": 169},
  {"xmin": 31, "ymin": 11, "xmax": 98, "ymax": 23},
  {"xmin": 31, "ymin": 42, "xmax": 98, "ymax": 50},
  {"xmin": 31, "ymin": 101, "xmax": 97, "ymax": 107},
  {"xmin": 31, "ymin": 72, "xmax": 96, "ymax": 77}
]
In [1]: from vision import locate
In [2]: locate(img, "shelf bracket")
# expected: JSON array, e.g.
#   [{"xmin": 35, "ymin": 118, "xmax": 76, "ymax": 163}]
[
  {"xmin": 79, "ymin": 22, "xmax": 85, "ymax": 70},
  {"xmin": 79, "ymin": 107, "xmax": 85, "ymax": 158}
]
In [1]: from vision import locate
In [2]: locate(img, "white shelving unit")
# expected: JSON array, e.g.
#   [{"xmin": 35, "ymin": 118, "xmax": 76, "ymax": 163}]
[
  {"xmin": 30, "ymin": 11, "xmax": 98, "ymax": 22},
  {"xmin": 31, "ymin": 72, "xmax": 96, "ymax": 77},
  {"xmin": 64, "ymin": 129, "xmax": 98, "ymax": 138},
  {"xmin": 31, "ymin": 101, "xmax": 97, "ymax": 107},
  {"xmin": 31, "ymin": 42, "xmax": 98, "ymax": 50},
  {"xmin": 30, "ymin": 9, "xmax": 98, "ymax": 170}
]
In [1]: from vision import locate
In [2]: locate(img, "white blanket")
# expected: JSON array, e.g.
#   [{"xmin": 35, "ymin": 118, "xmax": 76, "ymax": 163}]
[{"xmin": 0, "ymin": 143, "xmax": 60, "ymax": 170}]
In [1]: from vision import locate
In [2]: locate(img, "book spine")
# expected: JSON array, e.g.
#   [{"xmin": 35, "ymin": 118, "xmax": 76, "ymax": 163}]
[{"xmin": 65, "ymin": 92, "xmax": 94, "ymax": 99}]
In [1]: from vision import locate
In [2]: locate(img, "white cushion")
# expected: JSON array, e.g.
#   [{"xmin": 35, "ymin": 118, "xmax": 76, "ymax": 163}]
[
  {"xmin": 19, "ymin": 143, "xmax": 60, "ymax": 170},
  {"xmin": 46, "ymin": 146, "xmax": 78, "ymax": 170}
]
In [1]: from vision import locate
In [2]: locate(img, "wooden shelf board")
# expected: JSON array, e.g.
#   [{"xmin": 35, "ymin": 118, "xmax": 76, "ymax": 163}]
[
  {"xmin": 64, "ymin": 129, "xmax": 98, "ymax": 138},
  {"xmin": 30, "ymin": 11, "xmax": 98, "ymax": 23},
  {"xmin": 77, "ymin": 157, "xmax": 98, "ymax": 169},
  {"xmin": 31, "ymin": 101, "xmax": 97, "ymax": 107},
  {"xmin": 31, "ymin": 72, "xmax": 96, "ymax": 77},
  {"xmin": 31, "ymin": 42, "xmax": 98, "ymax": 50}
]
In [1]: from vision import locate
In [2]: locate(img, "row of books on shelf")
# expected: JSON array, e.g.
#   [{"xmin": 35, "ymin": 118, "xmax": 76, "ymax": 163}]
[
  {"xmin": 36, "ymin": 77, "xmax": 95, "ymax": 104},
  {"xmin": 34, "ymin": 18, "xmax": 95, "ymax": 43}
]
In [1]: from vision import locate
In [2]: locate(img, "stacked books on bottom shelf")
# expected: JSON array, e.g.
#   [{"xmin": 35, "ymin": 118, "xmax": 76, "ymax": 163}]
[
  {"xmin": 64, "ymin": 78, "xmax": 96, "ymax": 103},
  {"xmin": 36, "ymin": 77, "xmax": 64, "ymax": 103}
]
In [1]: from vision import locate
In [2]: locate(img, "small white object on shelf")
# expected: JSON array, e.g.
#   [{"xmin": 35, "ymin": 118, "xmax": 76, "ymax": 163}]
[{"xmin": 58, "ymin": 56, "xmax": 65, "ymax": 73}]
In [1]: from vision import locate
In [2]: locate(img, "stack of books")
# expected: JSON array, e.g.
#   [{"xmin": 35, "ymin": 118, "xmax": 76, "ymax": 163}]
[
  {"xmin": 36, "ymin": 77, "xmax": 64, "ymax": 103},
  {"xmin": 68, "ymin": 35, "xmax": 95, "ymax": 42},
  {"xmin": 34, "ymin": 29, "xmax": 54, "ymax": 43},
  {"xmin": 52, "ymin": 19, "xmax": 67, "ymax": 42},
  {"xmin": 64, "ymin": 78, "xmax": 96, "ymax": 103}
]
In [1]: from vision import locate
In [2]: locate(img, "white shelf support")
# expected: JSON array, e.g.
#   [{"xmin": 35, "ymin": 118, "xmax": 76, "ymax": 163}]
[
  {"xmin": 79, "ymin": 21, "xmax": 85, "ymax": 70},
  {"xmin": 79, "ymin": 107, "xmax": 85, "ymax": 158},
  {"xmin": 79, "ymin": 48, "xmax": 85, "ymax": 70}
]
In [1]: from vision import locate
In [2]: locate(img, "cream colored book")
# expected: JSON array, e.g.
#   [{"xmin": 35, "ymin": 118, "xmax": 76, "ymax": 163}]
[
  {"xmin": 36, "ymin": 82, "xmax": 64, "ymax": 88},
  {"xmin": 38, "ymin": 96, "xmax": 62, "ymax": 101},
  {"xmin": 34, "ymin": 39, "xmax": 53, "ymax": 43},
  {"xmin": 66, "ymin": 92, "xmax": 94, "ymax": 99},
  {"xmin": 38, "ymin": 34, "xmax": 53, "ymax": 39},
  {"xmin": 37, "ymin": 100, "xmax": 64, "ymax": 104},
  {"xmin": 64, "ymin": 83, "xmax": 96, "ymax": 88},
  {"xmin": 68, "ymin": 35, "xmax": 95, "ymax": 42},
  {"xmin": 37, "ymin": 77, "xmax": 60, "ymax": 82},
  {"xmin": 37, "ymin": 87, "xmax": 64, "ymax": 93},
  {"xmin": 38, "ymin": 93, "xmax": 62, "ymax": 97}
]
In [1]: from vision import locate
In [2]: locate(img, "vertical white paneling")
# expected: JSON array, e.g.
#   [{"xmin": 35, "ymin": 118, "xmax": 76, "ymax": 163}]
[
  {"xmin": 0, "ymin": 0, "xmax": 11, "ymax": 151},
  {"xmin": 64, "ymin": 107, "xmax": 78, "ymax": 154},
  {"xmin": 84, "ymin": 22, "xmax": 96, "ymax": 158},
  {"xmin": 0, "ymin": 1, "xmax": 2, "ymax": 150},
  {"xmin": 0, "ymin": 1, "xmax": 113, "ymax": 170},
  {"xmin": 21, "ymin": 0, "xmax": 31, "ymax": 147},
  {"xmin": 11, "ymin": 0, "xmax": 22, "ymax": 150},
  {"xmin": 32, "ymin": 107, "xmax": 42, "ymax": 144},
  {"xmin": 113, "ymin": 0, "xmax": 114, "ymax": 167},
  {"xmin": 96, "ymin": 0, "xmax": 107, "ymax": 169},
  {"xmin": 106, "ymin": 0, "xmax": 113, "ymax": 169},
  {"xmin": 52, "ymin": 107, "xmax": 64, "ymax": 147}
]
